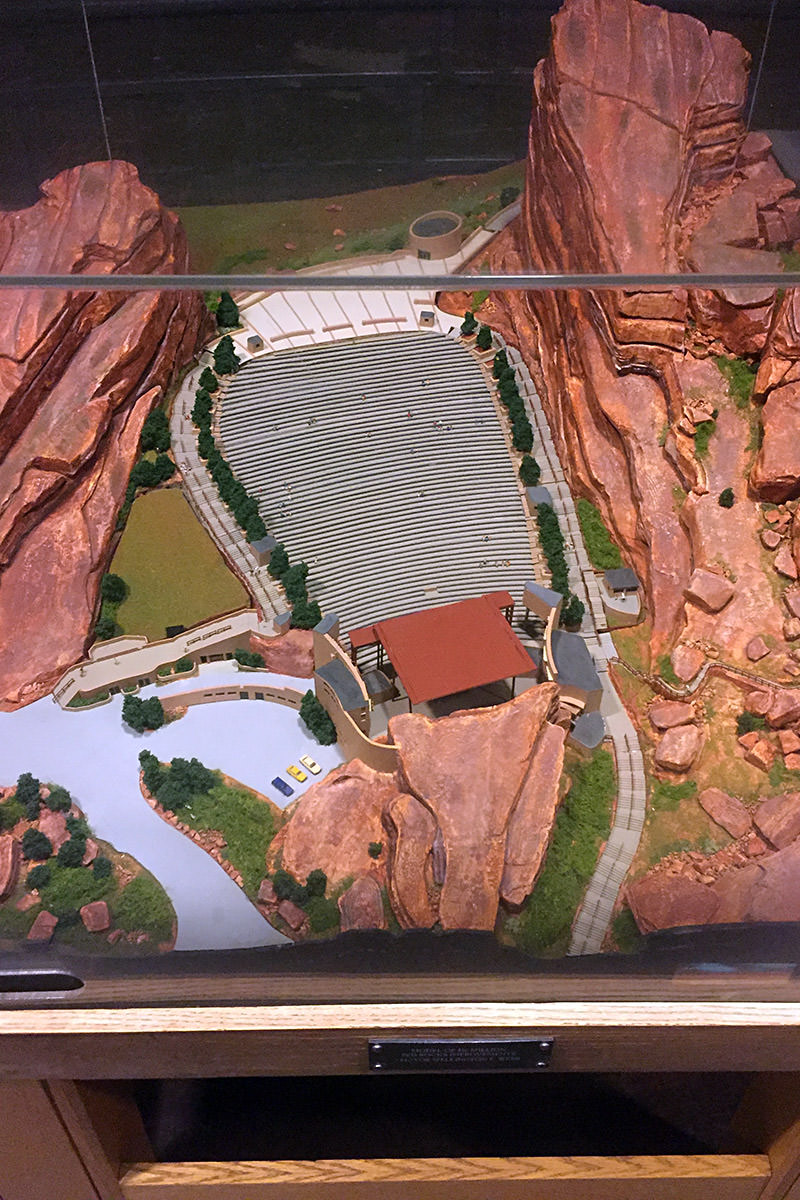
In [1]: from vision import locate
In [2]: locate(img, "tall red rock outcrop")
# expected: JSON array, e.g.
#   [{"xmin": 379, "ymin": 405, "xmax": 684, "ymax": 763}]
[
  {"xmin": 459, "ymin": 0, "xmax": 800, "ymax": 654},
  {"xmin": 0, "ymin": 161, "xmax": 207, "ymax": 709}
]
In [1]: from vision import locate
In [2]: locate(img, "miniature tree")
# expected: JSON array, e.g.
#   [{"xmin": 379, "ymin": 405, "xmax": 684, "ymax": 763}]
[
  {"xmin": 93, "ymin": 856, "xmax": 113, "ymax": 880},
  {"xmin": 291, "ymin": 598, "xmax": 322, "ymax": 630},
  {"xmin": 21, "ymin": 829, "xmax": 52, "ymax": 861},
  {"xmin": 500, "ymin": 185, "xmax": 520, "ymax": 207},
  {"xmin": 26, "ymin": 863, "xmax": 51, "ymax": 890},
  {"xmin": 282, "ymin": 562, "xmax": 310, "ymax": 603},
  {"xmin": 15, "ymin": 772, "xmax": 42, "ymax": 819},
  {"xmin": 197, "ymin": 430, "xmax": 216, "ymax": 460},
  {"xmin": 216, "ymin": 292, "xmax": 240, "ymax": 329},
  {"xmin": 192, "ymin": 389, "xmax": 213, "ymax": 429},
  {"xmin": 44, "ymin": 785, "xmax": 72, "ymax": 812},
  {"xmin": 142, "ymin": 696, "xmax": 165, "ymax": 730},
  {"xmin": 511, "ymin": 418, "xmax": 533, "ymax": 453},
  {"xmin": 460, "ymin": 311, "xmax": 477, "ymax": 336},
  {"xmin": 140, "ymin": 408, "xmax": 171, "ymax": 453},
  {"xmin": 213, "ymin": 334, "xmax": 240, "ymax": 375},
  {"xmin": 560, "ymin": 594, "xmax": 585, "ymax": 629},
  {"xmin": 718, "ymin": 488, "xmax": 735, "ymax": 508},
  {"xmin": 492, "ymin": 349, "xmax": 508, "ymax": 377},
  {"xmin": 154, "ymin": 453, "xmax": 175, "ymax": 483},
  {"xmin": 246, "ymin": 514, "xmax": 268, "ymax": 542},
  {"xmin": 476, "ymin": 324, "xmax": 493, "ymax": 351},
  {"xmin": 368, "ymin": 841, "xmax": 383, "ymax": 859},
  {"xmin": 95, "ymin": 615, "xmax": 117, "ymax": 641},
  {"xmin": 58, "ymin": 838, "xmax": 87, "ymax": 868},
  {"xmin": 101, "ymin": 573, "xmax": 127, "ymax": 604},
  {"xmin": 268, "ymin": 543, "xmax": 290, "ymax": 578},
  {"xmin": 123, "ymin": 695, "xmax": 165, "ymax": 732},
  {"xmin": 199, "ymin": 367, "xmax": 219, "ymax": 392},
  {"xmin": 300, "ymin": 690, "xmax": 338, "ymax": 745},
  {"xmin": 305, "ymin": 868, "xmax": 327, "ymax": 897},
  {"xmin": 519, "ymin": 455, "xmax": 541, "ymax": 486}
]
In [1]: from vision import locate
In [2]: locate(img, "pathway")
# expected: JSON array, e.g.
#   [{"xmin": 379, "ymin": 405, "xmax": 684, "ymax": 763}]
[{"xmin": 496, "ymin": 336, "xmax": 648, "ymax": 956}]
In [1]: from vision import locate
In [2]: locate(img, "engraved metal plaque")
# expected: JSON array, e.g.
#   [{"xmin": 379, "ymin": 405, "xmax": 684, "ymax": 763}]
[{"xmin": 368, "ymin": 1037, "xmax": 554, "ymax": 1073}]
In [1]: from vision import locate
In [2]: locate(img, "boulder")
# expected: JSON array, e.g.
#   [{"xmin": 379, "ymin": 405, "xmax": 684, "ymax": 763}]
[
  {"xmin": 257, "ymin": 878, "xmax": 276, "ymax": 905},
  {"xmin": 738, "ymin": 730, "xmax": 761, "ymax": 750},
  {"xmin": 388, "ymin": 684, "xmax": 560, "ymax": 930},
  {"xmin": 249, "ymin": 629, "xmax": 315, "ymax": 678},
  {"xmin": 0, "ymin": 162, "xmax": 206, "ymax": 710},
  {"xmin": 500, "ymin": 722, "xmax": 567, "ymax": 907},
  {"xmin": 37, "ymin": 809, "xmax": 69, "ymax": 851},
  {"xmin": 746, "ymin": 636, "xmax": 771, "ymax": 662},
  {"xmin": 15, "ymin": 892, "xmax": 39, "ymax": 912},
  {"xmin": 785, "ymin": 753, "xmax": 800, "ymax": 771},
  {"xmin": 684, "ymin": 569, "xmax": 735, "ymax": 614},
  {"xmin": 628, "ymin": 872, "xmax": 719, "ymax": 934},
  {"xmin": 670, "ymin": 645, "xmax": 706, "ymax": 683},
  {"xmin": 81, "ymin": 838, "xmax": 98, "ymax": 866},
  {"xmin": 277, "ymin": 899, "xmax": 306, "ymax": 931},
  {"xmin": 754, "ymin": 792, "xmax": 800, "ymax": 849},
  {"xmin": 785, "ymin": 591, "xmax": 800, "ymax": 619},
  {"xmin": 766, "ymin": 689, "xmax": 800, "ymax": 728},
  {"xmin": 784, "ymin": 619, "xmax": 800, "ymax": 642},
  {"xmin": 777, "ymin": 730, "xmax": 800, "ymax": 755},
  {"xmin": 648, "ymin": 700, "xmax": 695, "ymax": 729},
  {"xmin": 745, "ymin": 690, "xmax": 773, "ymax": 717},
  {"xmin": 697, "ymin": 788, "xmax": 752, "ymax": 839},
  {"xmin": 0, "ymin": 835, "xmax": 21, "ymax": 901},
  {"xmin": 751, "ymin": 389, "xmax": 800, "ymax": 503},
  {"xmin": 27, "ymin": 910, "xmax": 58, "ymax": 942},
  {"xmin": 383, "ymin": 793, "xmax": 438, "ymax": 929},
  {"xmin": 337, "ymin": 875, "xmax": 387, "ymax": 932},
  {"xmin": 743, "ymin": 833, "xmax": 769, "ymax": 857},
  {"xmin": 744, "ymin": 738, "xmax": 776, "ymax": 772},
  {"xmin": 775, "ymin": 545, "xmax": 799, "ymax": 581},
  {"xmin": 654, "ymin": 724, "xmax": 703, "ymax": 772},
  {"xmin": 761, "ymin": 529, "xmax": 782, "ymax": 550},
  {"xmin": 80, "ymin": 900, "xmax": 110, "ymax": 933},
  {"xmin": 748, "ymin": 840, "xmax": 800, "ymax": 921}
]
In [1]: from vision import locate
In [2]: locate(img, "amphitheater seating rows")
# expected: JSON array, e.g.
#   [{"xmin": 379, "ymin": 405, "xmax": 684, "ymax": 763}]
[{"xmin": 219, "ymin": 330, "xmax": 534, "ymax": 634}]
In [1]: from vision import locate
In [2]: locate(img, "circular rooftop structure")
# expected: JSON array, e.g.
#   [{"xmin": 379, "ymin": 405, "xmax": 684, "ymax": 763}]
[{"xmin": 408, "ymin": 210, "xmax": 463, "ymax": 259}]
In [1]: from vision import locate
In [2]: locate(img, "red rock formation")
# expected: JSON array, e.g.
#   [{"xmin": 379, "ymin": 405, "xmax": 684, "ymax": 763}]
[
  {"xmin": 249, "ymin": 629, "xmax": 314, "ymax": 677},
  {"xmin": 445, "ymin": 0, "xmax": 798, "ymax": 656},
  {"xmin": 338, "ymin": 875, "xmax": 387, "ymax": 932},
  {"xmin": 0, "ymin": 161, "xmax": 207, "ymax": 709},
  {"xmin": 754, "ymin": 793, "xmax": 800, "ymax": 850},
  {"xmin": 387, "ymin": 684, "xmax": 560, "ymax": 930},
  {"xmin": 0, "ymin": 835, "xmax": 21, "ymax": 900},
  {"xmin": 500, "ymin": 721, "xmax": 566, "ymax": 907},
  {"xmin": 383, "ymin": 792, "xmax": 438, "ymax": 929},
  {"xmin": 697, "ymin": 788, "xmax": 751, "ymax": 839},
  {"xmin": 628, "ymin": 872, "xmax": 719, "ymax": 934},
  {"xmin": 27, "ymin": 910, "xmax": 58, "ymax": 942},
  {"xmin": 80, "ymin": 900, "xmax": 110, "ymax": 933},
  {"xmin": 654, "ymin": 724, "xmax": 703, "ymax": 772},
  {"xmin": 649, "ymin": 701, "xmax": 695, "ymax": 730}
]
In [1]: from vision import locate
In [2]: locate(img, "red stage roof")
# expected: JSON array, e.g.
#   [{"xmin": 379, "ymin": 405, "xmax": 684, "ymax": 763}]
[{"xmin": 372, "ymin": 595, "xmax": 532, "ymax": 705}]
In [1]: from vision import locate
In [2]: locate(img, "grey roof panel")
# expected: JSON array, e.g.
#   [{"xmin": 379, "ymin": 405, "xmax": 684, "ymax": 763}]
[
  {"xmin": 604, "ymin": 567, "xmax": 639, "ymax": 592},
  {"xmin": 526, "ymin": 486, "xmax": 553, "ymax": 507},
  {"xmin": 571, "ymin": 711, "xmax": 606, "ymax": 749},
  {"xmin": 525, "ymin": 580, "xmax": 563, "ymax": 608},
  {"xmin": 316, "ymin": 658, "xmax": 365, "ymax": 712},
  {"xmin": 550, "ymin": 630, "xmax": 602, "ymax": 693}
]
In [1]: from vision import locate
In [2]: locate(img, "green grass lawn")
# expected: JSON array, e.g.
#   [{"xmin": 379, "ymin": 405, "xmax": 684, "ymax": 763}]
[
  {"xmin": 178, "ymin": 778, "xmax": 280, "ymax": 898},
  {"xmin": 177, "ymin": 163, "xmax": 525, "ymax": 274},
  {"xmin": 576, "ymin": 497, "xmax": 622, "ymax": 570},
  {"xmin": 111, "ymin": 488, "xmax": 249, "ymax": 641}
]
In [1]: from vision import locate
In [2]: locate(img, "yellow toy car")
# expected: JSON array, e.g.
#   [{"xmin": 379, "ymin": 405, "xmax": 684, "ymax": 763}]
[
  {"xmin": 286, "ymin": 764, "xmax": 307, "ymax": 783},
  {"xmin": 299, "ymin": 755, "xmax": 321, "ymax": 775}
]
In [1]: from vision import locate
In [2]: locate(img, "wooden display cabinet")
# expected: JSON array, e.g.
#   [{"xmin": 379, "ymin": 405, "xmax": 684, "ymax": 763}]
[{"xmin": 4, "ymin": 1000, "xmax": 800, "ymax": 1198}]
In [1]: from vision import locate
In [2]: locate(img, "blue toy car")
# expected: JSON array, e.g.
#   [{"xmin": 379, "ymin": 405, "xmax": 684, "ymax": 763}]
[{"xmin": 271, "ymin": 776, "xmax": 294, "ymax": 798}]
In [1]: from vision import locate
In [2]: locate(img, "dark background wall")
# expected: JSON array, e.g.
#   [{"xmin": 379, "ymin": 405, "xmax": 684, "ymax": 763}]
[{"xmin": 0, "ymin": 0, "xmax": 797, "ymax": 209}]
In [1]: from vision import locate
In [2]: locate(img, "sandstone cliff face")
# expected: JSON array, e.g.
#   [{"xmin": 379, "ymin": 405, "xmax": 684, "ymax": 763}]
[
  {"xmin": 274, "ymin": 685, "xmax": 566, "ymax": 933},
  {"xmin": 0, "ymin": 161, "xmax": 206, "ymax": 709},
  {"xmin": 456, "ymin": 0, "xmax": 800, "ymax": 656}
]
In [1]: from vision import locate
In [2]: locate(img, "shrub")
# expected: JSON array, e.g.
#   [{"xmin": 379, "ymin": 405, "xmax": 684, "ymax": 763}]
[
  {"xmin": 192, "ymin": 390, "xmax": 213, "ymax": 427},
  {"xmin": 57, "ymin": 838, "xmax": 87, "ymax": 868},
  {"xmin": 156, "ymin": 776, "xmax": 193, "ymax": 812},
  {"xmin": 26, "ymin": 863, "xmax": 51, "ymax": 890},
  {"xmin": 66, "ymin": 815, "xmax": 89, "ymax": 839},
  {"xmin": 492, "ymin": 350, "xmax": 509, "ymax": 377},
  {"xmin": 216, "ymin": 291, "xmax": 240, "ymax": 328},
  {"xmin": 535, "ymin": 503, "xmax": 570, "ymax": 595},
  {"xmin": 143, "ymin": 696, "xmax": 165, "ymax": 730},
  {"xmin": 576, "ymin": 498, "xmax": 622, "ymax": 570},
  {"xmin": 0, "ymin": 796, "xmax": 24, "ymax": 831},
  {"xmin": 519, "ymin": 455, "xmax": 541, "ymax": 486},
  {"xmin": 15, "ymin": 773, "xmax": 41, "ymax": 820},
  {"xmin": 737, "ymin": 711, "xmax": 768, "ymax": 737},
  {"xmin": 140, "ymin": 408, "xmax": 171, "ymax": 453},
  {"xmin": 129, "ymin": 458, "xmax": 159, "ymax": 491},
  {"xmin": 175, "ymin": 656, "xmax": 193, "ymax": 673},
  {"xmin": 476, "ymin": 324, "xmax": 493, "ymax": 351},
  {"xmin": 94, "ymin": 615, "xmax": 117, "ymax": 641},
  {"xmin": 559, "ymin": 594, "xmax": 585, "ymax": 628},
  {"xmin": 460, "ymin": 311, "xmax": 477, "ymax": 336},
  {"xmin": 139, "ymin": 750, "xmax": 166, "ymax": 796},
  {"xmin": 113, "ymin": 875, "xmax": 174, "ymax": 940},
  {"xmin": 304, "ymin": 894, "xmax": 340, "ymax": 934},
  {"xmin": 272, "ymin": 868, "xmax": 306, "ymax": 905},
  {"xmin": 157, "ymin": 664, "xmax": 172, "ymax": 678},
  {"xmin": 93, "ymin": 856, "xmax": 113, "ymax": 880},
  {"xmin": 500, "ymin": 185, "xmax": 520, "ymax": 207},
  {"xmin": 213, "ymin": 334, "xmax": 240, "ymax": 375},
  {"xmin": 153, "ymin": 453, "xmax": 175, "ymax": 483},
  {"xmin": 300, "ymin": 690, "xmax": 338, "ymax": 745},
  {"xmin": 268, "ymin": 543, "xmax": 290, "ymax": 578},
  {"xmin": 511, "ymin": 418, "xmax": 533, "ymax": 453},
  {"xmin": 718, "ymin": 488, "xmax": 735, "ymax": 508},
  {"xmin": 305, "ymin": 868, "xmax": 328, "ymax": 898},
  {"xmin": 21, "ymin": 829, "xmax": 52, "ymax": 861},
  {"xmin": 122, "ymin": 695, "xmax": 165, "ymax": 732},
  {"xmin": 197, "ymin": 430, "xmax": 216, "ymax": 459},
  {"xmin": 100, "ymin": 573, "xmax": 127, "ymax": 604},
  {"xmin": 44, "ymin": 785, "xmax": 72, "ymax": 812},
  {"xmin": 234, "ymin": 648, "xmax": 266, "ymax": 669},
  {"xmin": 199, "ymin": 367, "xmax": 219, "ymax": 393},
  {"xmin": 291, "ymin": 599, "xmax": 322, "ymax": 630},
  {"xmin": 246, "ymin": 515, "xmax": 268, "ymax": 542},
  {"xmin": 368, "ymin": 841, "xmax": 383, "ymax": 859},
  {"xmin": 282, "ymin": 562, "xmax": 309, "ymax": 603}
]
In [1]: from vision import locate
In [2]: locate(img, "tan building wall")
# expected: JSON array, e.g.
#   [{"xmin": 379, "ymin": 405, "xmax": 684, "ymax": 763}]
[
  {"xmin": 312, "ymin": 630, "xmax": 399, "ymax": 771},
  {"xmin": 408, "ymin": 211, "xmax": 463, "ymax": 259},
  {"xmin": 161, "ymin": 683, "xmax": 303, "ymax": 715}
]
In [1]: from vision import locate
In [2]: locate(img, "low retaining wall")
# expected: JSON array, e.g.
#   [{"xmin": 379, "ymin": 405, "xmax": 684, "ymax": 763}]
[{"xmin": 160, "ymin": 683, "xmax": 304, "ymax": 714}]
